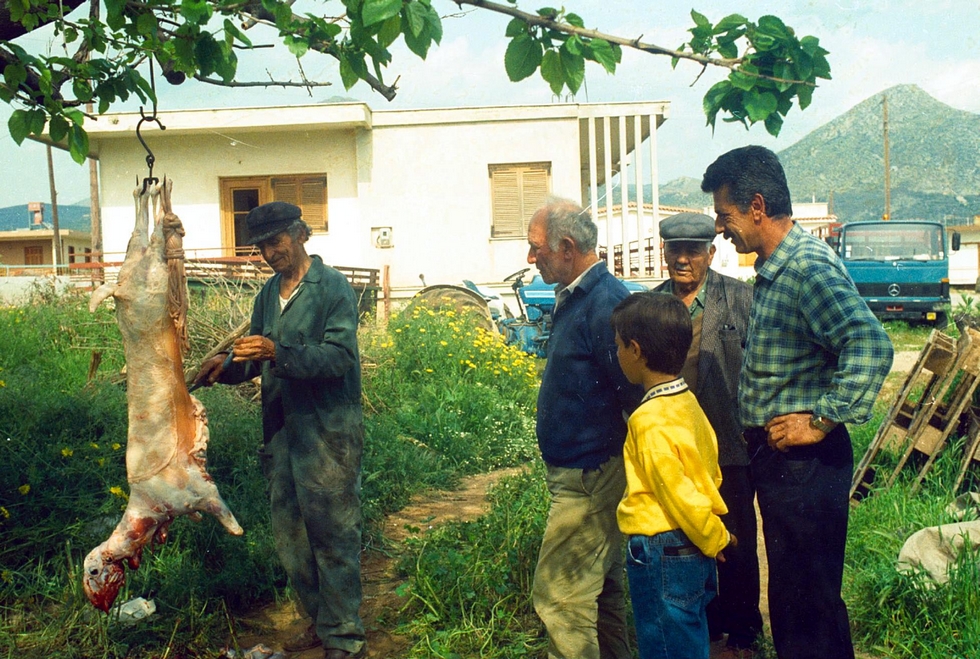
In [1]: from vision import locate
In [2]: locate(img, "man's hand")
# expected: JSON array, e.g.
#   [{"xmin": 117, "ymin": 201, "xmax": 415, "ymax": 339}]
[
  {"xmin": 232, "ymin": 335, "xmax": 276, "ymax": 362},
  {"xmin": 764, "ymin": 413, "xmax": 832, "ymax": 452},
  {"xmin": 195, "ymin": 353, "xmax": 230, "ymax": 388},
  {"xmin": 717, "ymin": 532, "xmax": 738, "ymax": 563}
]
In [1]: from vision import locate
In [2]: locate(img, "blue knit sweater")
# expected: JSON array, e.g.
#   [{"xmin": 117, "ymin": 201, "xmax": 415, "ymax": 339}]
[{"xmin": 536, "ymin": 262, "xmax": 642, "ymax": 469}]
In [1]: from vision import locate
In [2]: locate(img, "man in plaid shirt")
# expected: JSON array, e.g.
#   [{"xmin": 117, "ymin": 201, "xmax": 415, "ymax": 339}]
[{"xmin": 701, "ymin": 146, "xmax": 893, "ymax": 659}]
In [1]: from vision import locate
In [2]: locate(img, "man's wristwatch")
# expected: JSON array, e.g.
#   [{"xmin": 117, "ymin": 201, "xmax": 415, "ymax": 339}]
[{"xmin": 809, "ymin": 415, "xmax": 836, "ymax": 434}]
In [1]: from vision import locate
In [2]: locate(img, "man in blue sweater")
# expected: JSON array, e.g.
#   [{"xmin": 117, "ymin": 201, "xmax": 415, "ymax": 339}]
[{"xmin": 527, "ymin": 197, "xmax": 642, "ymax": 659}]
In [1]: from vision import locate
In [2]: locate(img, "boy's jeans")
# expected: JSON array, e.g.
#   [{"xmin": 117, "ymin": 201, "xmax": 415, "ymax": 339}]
[{"xmin": 625, "ymin": 529, "xmax": 717, "ymax": 659}]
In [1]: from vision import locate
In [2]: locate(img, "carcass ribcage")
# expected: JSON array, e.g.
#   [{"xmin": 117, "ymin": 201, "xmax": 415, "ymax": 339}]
[{"xmin": 83, "ymin": 179, "xmax": 242, "ymax": 612}]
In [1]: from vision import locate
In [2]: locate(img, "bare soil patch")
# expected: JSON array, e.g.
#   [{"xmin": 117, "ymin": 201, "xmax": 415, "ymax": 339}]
[{"xmin": 233, "ymin": 467, "xmax": 527, "ymax": 658}]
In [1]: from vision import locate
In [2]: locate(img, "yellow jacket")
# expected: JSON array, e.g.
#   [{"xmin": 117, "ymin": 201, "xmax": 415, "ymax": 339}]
[{"xmin": 616, "ymin": 379, "xmax": 731, "ymax": 558}]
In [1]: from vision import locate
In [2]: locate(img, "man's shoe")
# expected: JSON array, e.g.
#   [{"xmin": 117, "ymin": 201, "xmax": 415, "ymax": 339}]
[
  {"xmin": 283, "ymin": 623, "xmax": 320, "ymax": 652},
  {"xmin": 323, "ymin": 646, "xmax": 366, "ymax": 659}
]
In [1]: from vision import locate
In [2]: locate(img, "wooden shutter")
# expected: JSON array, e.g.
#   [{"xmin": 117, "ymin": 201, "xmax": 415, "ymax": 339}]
[
  {"xmin": 490, "ymin": 163, "xmax": 551, "ymax": 238},
  {"xmin": 273, "ymin": 175, "xmax": 328, "ymax": 232}
]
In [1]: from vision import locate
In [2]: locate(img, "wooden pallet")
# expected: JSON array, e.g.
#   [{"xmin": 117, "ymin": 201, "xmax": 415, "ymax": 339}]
[{"xmin": 850, "ymin": 328, "xmax": 958, "ymax": 500}]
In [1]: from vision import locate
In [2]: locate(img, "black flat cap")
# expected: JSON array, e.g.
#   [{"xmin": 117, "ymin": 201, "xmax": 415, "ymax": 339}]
[
  {"xmin": 660, "ymin": 212, "xmax": 716, "ymax": 242},
  {"xmin": 246, "ymin": 201, "xmax": 302, "ymax": 244}
]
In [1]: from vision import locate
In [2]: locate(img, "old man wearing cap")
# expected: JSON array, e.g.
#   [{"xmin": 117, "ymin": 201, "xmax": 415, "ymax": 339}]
[
  {"xmin": 196, "ymin": 202, "xmax": 366, "ymax": 659},
  {"xmin": 652, "ymin": 212, "xmax": 762, "ymax": 658}
]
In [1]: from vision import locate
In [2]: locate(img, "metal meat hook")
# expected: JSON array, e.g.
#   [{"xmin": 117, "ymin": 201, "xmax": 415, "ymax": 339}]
[{"xmin": 136, "ymin": 61, "xmax": 167, "ymax": 192}]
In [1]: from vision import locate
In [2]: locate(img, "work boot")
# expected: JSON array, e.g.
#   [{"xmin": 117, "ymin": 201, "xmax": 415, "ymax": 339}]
[{"xmin": 283, "ymin": 623, "xmax": 320, "ymax": 652}]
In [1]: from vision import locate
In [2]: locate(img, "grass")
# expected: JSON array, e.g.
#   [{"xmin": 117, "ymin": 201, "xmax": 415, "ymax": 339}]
[
  {"xmin": 0, "ymin": 284, "xmax": 539, "ymax": 658},
  {"xmin": 3, "ymin": 286, "xmax": 978, "ymax": 659}
]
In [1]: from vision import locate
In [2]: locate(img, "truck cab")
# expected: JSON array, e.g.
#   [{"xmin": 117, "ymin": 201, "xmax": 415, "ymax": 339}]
[{"xmin": 836, "ymin": 220, "xmax": 960, "ymax": 325}]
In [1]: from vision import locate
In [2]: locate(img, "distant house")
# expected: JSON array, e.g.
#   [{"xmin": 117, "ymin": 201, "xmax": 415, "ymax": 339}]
[
  {"xmin": 80, "ymin": 100, "xmax": 669, "ymax": 296},
  {"xmin": 0, "ymin": 203, "xmax": 93, "ymax": 271}
]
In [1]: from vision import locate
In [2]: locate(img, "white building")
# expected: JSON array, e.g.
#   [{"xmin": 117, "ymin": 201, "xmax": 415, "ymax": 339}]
[{"xmin": 81, "ymin": 100, "xmax": 669, "ymax": 298}]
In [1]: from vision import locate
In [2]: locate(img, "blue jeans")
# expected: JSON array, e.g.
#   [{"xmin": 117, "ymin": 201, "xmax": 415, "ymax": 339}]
[{"xmin": 626, "ymin": 529, "xmax": 717, "ymax": 659}]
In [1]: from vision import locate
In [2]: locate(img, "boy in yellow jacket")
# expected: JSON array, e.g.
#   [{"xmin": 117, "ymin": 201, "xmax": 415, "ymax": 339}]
[{"xmin": 610, "ymin": 292, "xmax": 734, "ymax": 659}]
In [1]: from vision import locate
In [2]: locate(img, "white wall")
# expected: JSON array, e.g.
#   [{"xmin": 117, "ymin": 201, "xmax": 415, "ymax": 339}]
[
  {"xmin": 360, "ymin": 115, "xmax": 581, "ymax": 290},
  {"xmin": 96, "ymin": 129, "xmax": 362, "ymax": 267}
]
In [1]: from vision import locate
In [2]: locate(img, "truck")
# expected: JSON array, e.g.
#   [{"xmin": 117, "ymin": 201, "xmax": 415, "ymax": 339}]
[{"xmin": 835, "ymin": 220, "xmax": 960, "ymax": 325}]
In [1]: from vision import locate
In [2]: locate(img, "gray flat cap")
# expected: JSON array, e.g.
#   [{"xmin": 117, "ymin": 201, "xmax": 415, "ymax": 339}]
[
  {"xmin": 659, "ymin": 212, "xmax": 716, "ymax": 242},
  {"xmin": 246, "ymin": 201, "xmax": 302, "ymax": 244}
]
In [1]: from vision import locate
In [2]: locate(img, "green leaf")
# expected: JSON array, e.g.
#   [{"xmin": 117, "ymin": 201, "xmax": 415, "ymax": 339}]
[
  {"xmin": 27, "ymin": 109, "xmax": 46, "ymax": 136},
  {"xmin": 797, "ymin": 83, "xmax": 814, "ymax": 110},
  {"xmin": 744, "ymin": 89, "xmax": 777, "ymax": 122},
  {"xmin": 559, "ymin": 45, "xmax": 584, "ymax": 94},
  {"xmin": 63, "ymin": 108, "xmax": 85, "ymax": 126},
  {"xmin": 8, "ymin": 110, "xmax": 29, "ymax": 145},
  {"xmin": 713, "ymin": 13, "xmax": 747, "ymax": 34},
  {"xmin": 68, "ymin": 125, "xmax": 89, "ymax": 165},
  {"xmin": 773, "ymin": 61, "xmax": 793, "ymax": 91},
  {"xmin": 764, "ymin": 111, "xmax": 783, "ymax": 136},
  {"xmin": 504, "ymin": 34, "xmax": 543, "ymax": 82},
  {"xmin": 423, "ymin": 3, "xmax": 442, "ymax": 44},
  {"xmin": 194, "ymin": 33, "xmax": 223, "ymax": 77},
  {"xmin": 565, "ymin": 13, "xmax": 584, "ymax": 28},
  {"xmin": 72, "ymin": 78, "xmax": 93, "ymax": 102},
  {"xmin": 504, "ymin": 17, "xmax": 526, "ymax": 38},
  {"xmin": 136, "ymin": 12, "xmax": 158, "ymax": 37},
  {"xmin": 703, "ymin": 79, "xmax": 733, "ymax": 130},
  {"xmin": 757, "ymin": 15, "xmax": 790, "ymax": 41},
  {"xmin": 180, "ymin": 0, "xmax": 212, "ymax": 25},
  {"xmin": 402, "ymin": 15, "xmax": 431, "ymax": 58},
  {"xmin": 406, "ymin": 2, "xmax": 427, "ymax": 37},
  {"xmin": 691, "ymin": 9, "xmax": 710, "ymax": 28},
  {"xmin": 49, "ymin": 115, "xmax": 69, "ymax": 143},
  {"xmin": 104, "ymin": 0, "xmax": 126, "ymax": 29},
  {"xmin": 7, "ymin": 0, "xmax": 27, "ymax": 23},
  {"xmin": 537, "ymin": 6, "xmax": 558, "ymax": 19},
  {"xmin": 589, "ymin": 38, "xmax": 617, "ymax": 73},
  {"xmin": 812, "ymin": 53, "xmax": 831, "ymax": 79},
  {"xmin": 565, "ymin": 35, "xmax": 582, "ymax": 56},
  {"xmin": 284, "ymin": 35, "xmax": 309, "ymax": 58},
  {"xmin": 3, "ymin": 64, "xmax": 27, "ymax": 90},
  {"xmin": 377, "ymin": 14, "xmax": 402, "ymax": 47},
  {"xmin": 729, "ymin": 71, "xmax": 755, "ymax": 92},
  {"xmin": 216, "ymin": 45, "xmax": 237, "ymax": 82},
  {"xmin": 540, "ymin": 50, "xmax": 563, "ymax": 96},
  {"xmin": 800, "ymin": 35, "xmax": 820, "ymax": 56},
  {"xmin": 716, "ymin": 36, "xmax": 738, "ymax": 59},
  {"xmin": 362, "ymin": 0, "xmax": 401, "ymax": 28},
  {"xmin": 223, "ymin": 19, "xmax": 252, "ymax": 47},
  {"xmin": 63, "ymin": 26, "xmax": 78, "ymax": 43},
  {"xmin": 339, "ymin": 56, "xmax": 358, "ymax": 89}
]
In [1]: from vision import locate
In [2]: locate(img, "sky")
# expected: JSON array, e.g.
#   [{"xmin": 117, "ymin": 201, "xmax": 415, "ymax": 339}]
[{"xmin": 1, "ymin": 0, "xmax": 979, "ymax": 208}]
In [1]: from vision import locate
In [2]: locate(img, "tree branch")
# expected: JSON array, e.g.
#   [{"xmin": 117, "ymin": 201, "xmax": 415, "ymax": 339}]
[
  {"xmin": 193, "ymin": 74, "xmax": 333, "ymax": 89},
  {"xmin": 453, "ymin": 0, "xmax": 812, "ymax": 86}
]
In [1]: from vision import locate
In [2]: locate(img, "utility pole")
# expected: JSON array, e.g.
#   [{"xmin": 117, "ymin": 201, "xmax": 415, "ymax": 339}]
[
  {"xmin": 883, "ymin": 94, "xmax": 891, "ymax": 221},
  {"xmin": 46, "ymin": 144, "xmax": 63, "ymax": 271},
  {"xmin": 87, "ymin": 102, "xmax": 104, "ymax": 284}
]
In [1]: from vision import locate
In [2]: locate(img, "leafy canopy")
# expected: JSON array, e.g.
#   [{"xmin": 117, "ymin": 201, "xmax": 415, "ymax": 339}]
[{"xmin": 0, "ymin": 1, "xmax": 831, "ymax": 164}]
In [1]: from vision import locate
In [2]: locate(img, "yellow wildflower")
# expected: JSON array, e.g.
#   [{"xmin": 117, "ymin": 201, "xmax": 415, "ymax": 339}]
[
  {"xmin": 90, "ymin": 443, "xmax": 99, "ymax": 450},
  {"xmin": 112, "ymin": 443, "xmax": 121, "ymax": 450},
  {"xmin": 425, "ymin": 368, "xmax": 434, "ymax": 373},
  {"xmin": 61, "ymin": 448, "xmax": 74, "ymax": 457},
  {"xmin": 17, "ymin": 484, "xmax": 30, "ymax": 495},
  {"xmin": 109, "ymin": 486, "xmax": 128, "ymax": 500},
  {"xmin": 419, "ymin": 328, "xmax": 426, "ymax": 333},
  {"xmin": 0, "ymin": 506, "xmax": 9, "ymax": 518}
]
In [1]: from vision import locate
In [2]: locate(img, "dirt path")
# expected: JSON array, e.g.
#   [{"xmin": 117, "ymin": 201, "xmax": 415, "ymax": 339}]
[{"xmin": 234, "ymin": 467, "xmax": 527, "ymax": 658}]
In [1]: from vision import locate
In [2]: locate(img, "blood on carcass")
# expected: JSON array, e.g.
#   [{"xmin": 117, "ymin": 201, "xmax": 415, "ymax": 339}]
[{"xmin": 83, "ymin": 178, "xmax": 242, "ymax": 612}]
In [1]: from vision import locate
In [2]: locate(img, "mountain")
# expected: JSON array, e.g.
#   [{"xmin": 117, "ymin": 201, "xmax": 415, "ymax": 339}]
[
  {"xmin": 659, "ymin": 84, "xmax": 980, "ymax": 224},
  {"xmin": 780, "ymin": 84, "xmax": 980, "ymax": 224},
  {"xmin": 0, "ymin": 204, "xmax": 93, "ymax": 232}
]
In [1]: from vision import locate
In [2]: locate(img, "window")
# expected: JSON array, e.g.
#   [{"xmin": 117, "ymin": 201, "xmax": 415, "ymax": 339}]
[
  {"xmin": 220, "ymin": 174, "xmax": 328, "ymax": 254},
  {"xmin": 24, "ymin": 246, "xmax": 43, "ymax": 265},
  {"xmin": 489, "ymin": 162, "xmax": 551, "ymax": 238}
]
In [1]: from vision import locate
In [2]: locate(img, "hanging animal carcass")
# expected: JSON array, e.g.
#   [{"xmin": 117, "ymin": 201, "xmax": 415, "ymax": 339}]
[{"xmin": 83, "ymin": 178, "xmax": 242, "ymax": 612}]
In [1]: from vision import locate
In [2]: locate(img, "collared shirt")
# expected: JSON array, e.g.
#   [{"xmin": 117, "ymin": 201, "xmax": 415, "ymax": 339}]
[
  {"xmin": 739, "ymin": 223, "xmax": 894, "ymax": 427},
  {"xmin": 617, "ymin": 377, "xmax": 730, "ymax": 557},
  {"xmin": 554, "ymin": 260, "xmax": 603, "ymax": 311},
  {"xmin": 662, "ymin": 278, "xmax": 707, "ymax": 320}
]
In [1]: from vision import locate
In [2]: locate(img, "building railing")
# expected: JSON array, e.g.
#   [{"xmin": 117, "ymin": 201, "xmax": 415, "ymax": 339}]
[{"xmin": 599, "ymin": 238, "xmax": 664, "ymax": 277}]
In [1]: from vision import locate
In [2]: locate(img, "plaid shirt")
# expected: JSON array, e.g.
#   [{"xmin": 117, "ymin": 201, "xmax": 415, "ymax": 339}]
[{"xmin": 739, "ymin": 223, "xmax": 894, "ymax": 427}]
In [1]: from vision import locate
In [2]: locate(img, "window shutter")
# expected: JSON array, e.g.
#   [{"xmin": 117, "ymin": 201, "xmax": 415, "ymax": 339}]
[
  {"xmin": 272, "ymin": 176, "xmax": 328, "ymax": 232},
  {"xmin": 490, "ymin": 163, "xmax": 551, "ymax": 238}
]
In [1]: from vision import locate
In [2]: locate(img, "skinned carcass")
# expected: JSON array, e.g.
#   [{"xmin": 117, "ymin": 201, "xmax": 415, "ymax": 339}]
[{"xmin": 83, "ymin": 178, "xmax": 242, "ymax": 612}]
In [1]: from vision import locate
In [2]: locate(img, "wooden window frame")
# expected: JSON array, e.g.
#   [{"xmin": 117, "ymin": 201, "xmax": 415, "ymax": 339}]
[
  {"xmin": 489, "ymin": 162, "xmax": 552, "ymax": 239},
  {"xmin": 220, "ymin": 174, "xmax": 328, "ymax": 254}
]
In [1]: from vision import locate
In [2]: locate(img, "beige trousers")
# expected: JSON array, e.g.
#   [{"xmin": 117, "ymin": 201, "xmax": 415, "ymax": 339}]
[{"xmin": 532, "ymin": 454, "xmax": 630, "ymax": 659}]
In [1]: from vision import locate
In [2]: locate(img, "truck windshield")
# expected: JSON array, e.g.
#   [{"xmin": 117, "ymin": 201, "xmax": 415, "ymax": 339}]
[{"xmin": 840, "ymin": 223, "xmax": 944, "ymax": 262}]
